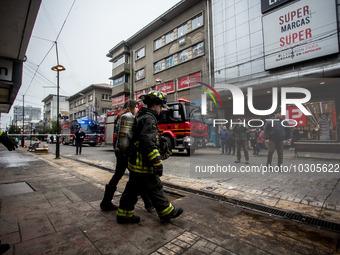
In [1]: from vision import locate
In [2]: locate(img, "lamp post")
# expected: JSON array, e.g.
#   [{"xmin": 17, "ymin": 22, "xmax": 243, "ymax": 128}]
[{"xmin": 51, "ymin": 64, "xmax": 65, "ymax": 159}]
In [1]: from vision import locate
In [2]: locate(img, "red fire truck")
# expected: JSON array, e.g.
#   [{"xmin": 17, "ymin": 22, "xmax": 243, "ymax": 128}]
[
  {"xmin": 159, "ymin": 99, "xmax": 207, "ymax": 154},
  {"xmin": 60, "ymin": 119, "xmax": 100, "ymax": 146},
  {"xmin": 105, "ymin": 99, "xmax": 207, "ymax": 154}
]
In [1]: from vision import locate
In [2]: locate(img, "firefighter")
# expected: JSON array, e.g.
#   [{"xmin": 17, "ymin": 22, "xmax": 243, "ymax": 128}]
[
  {"xmin": 117, "ymin": 90, "xmax": 183, "ymax": 224},
  {"xmin": 100, "ymin": 100, "xmax": 153, "ymax": 212}
]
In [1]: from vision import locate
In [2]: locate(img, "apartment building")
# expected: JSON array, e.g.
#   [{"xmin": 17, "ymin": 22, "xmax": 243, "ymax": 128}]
[
  {"xmin": 42, "ymin": 94, "xmax": 68, "ymax": 122},
  {"xmin": 106, "ymin": 0, "xmax": 214, "ymax": 107},
  {"xmin": 67, "ymin": 83, "xmax": 112, "ymax": 122}
]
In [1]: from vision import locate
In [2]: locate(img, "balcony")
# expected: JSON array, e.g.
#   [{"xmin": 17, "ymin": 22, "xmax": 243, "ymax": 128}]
[
  {"xmin": 110, "ymin": 63, "xmax": 130, "ymax": 79},
  {"xmin": 112, "ymin": 82, "xmax": 130, "ymax": 96}
]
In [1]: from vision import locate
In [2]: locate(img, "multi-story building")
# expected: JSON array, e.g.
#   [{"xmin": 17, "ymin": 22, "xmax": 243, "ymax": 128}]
[
  {"xmin": 67, "ymin": 83, "xmax": 112, "ymax": 122},
  {"xmin": 211, "ymin": 0, "xmax": 340, "ymax": 147},
  {"xmin": 13, "ymin": 105, "xmax": 41, "ymax": 121},
  {"xmin": 42, "ymin": 94, "xmax": 69, "ymax": 122},
  {"xmin": 106, "ymin": 0, "xmax": 214, "ymax": 107}
]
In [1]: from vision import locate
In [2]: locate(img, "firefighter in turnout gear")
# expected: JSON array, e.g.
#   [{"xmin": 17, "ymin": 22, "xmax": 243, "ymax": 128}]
[{"xmin": 117, "ymin": 90, "xmax": 183, "ymax": 224}]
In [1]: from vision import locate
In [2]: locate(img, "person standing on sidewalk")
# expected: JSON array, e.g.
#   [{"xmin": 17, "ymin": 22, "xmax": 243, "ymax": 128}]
[
  {"xmin": 219, "ymin": 126, "xmax": 228, "ymax": 154},
  {"xmin": 264, "ymin": 109, "xmax": 293, "ymax": 167},
  {"xmin": 233, "ymin": 119, "xmax": 249, "ymax": 164},
  {"xmin": 249, "ymin": 128, "xmax": 258, "ymax": 155},
  {"xmin": 256, "ymin": 127, "xmax": 267, "ymax": 153},
  {"xmin": 75, "ymin": 127, "xmax": 85, "ymax": 155},
  {"xmin": 289, "ymin": 126, "xmax": 300, "ymax": 151},
  {"xmin": 117, "ymin": 90, "xmax": 183, "ymax": 224},
  {"xmin": 227, "ymin": 126, "xmax": 235, "ymax": 155},
  {"xmin": 100, "ymin": 100, "xmax": 153, "ymax": 212}
]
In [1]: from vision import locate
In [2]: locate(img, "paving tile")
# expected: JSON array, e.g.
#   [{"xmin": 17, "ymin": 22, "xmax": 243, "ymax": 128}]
[
  {"xmin": 94, "ymin": 233, "xmax": 143, "ymax": 255},
  {"xmin": 164, "ymin": 242, "xmax": 186, "ymax": 254},
  {"xmin": 19, "ymin": 215, "xmax": 56, "ymax": 241}
]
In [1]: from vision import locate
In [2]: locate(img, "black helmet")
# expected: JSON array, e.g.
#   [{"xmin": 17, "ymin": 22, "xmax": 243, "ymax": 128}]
[{"xmin": 139, "ymin": 90, "xmax": 169, "ymax": 109}]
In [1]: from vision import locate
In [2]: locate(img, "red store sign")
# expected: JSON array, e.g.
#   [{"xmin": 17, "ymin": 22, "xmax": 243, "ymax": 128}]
[
  {"xmin": 283, "ymin": 106, "xmax": 307, "ymax": 127},
  {"xmin": 112, "ymin": 94, "xmax": 127, "ymax": 106},
  {"xmin": 135, "ymin": 89, "xmax": 148, "ymax": 100},
  {"xmin": 151, "ymin": 81, "xmax": 175, "ymax": 94},
  {"xmin": 177, "ymin": 72, "xmax": 201, "ymax": 90}
]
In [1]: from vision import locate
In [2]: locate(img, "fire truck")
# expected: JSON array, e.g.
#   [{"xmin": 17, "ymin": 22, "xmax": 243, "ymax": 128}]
[
  {"xmin": 105, "ymin": 99, "xmax": 207, "ymax": 154},
  {"xmin": 60, "ymin": 119, "xmax": 100, "ymax": 146},
  {"xmin": 159, "ymin": 99, "xmax": 207, "ymax": 154}
]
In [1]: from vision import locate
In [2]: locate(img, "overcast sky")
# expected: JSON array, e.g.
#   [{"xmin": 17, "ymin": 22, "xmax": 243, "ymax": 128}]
[{"xmin": 1, "ymin": 0, "xmax": 181, "ymax": 129}]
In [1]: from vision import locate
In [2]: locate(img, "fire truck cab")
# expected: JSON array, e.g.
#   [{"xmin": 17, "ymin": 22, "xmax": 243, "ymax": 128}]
[
  {"xmin": 61, "ymin": 119, "xmax": 99, "ymax": 146},
  {"xmin": 159, "ymin": 99, "xmax": 207, "ymax": 154}
]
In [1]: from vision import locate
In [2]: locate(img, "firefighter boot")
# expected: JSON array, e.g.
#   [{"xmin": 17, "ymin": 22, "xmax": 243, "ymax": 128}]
[
  {"xmin": 100, "ymin": 185, "xmax": 118, "ymax": 211},
  {"xmin": 160, "ymin": 207, "xmax": 183, "ymax": 222},
  {"xmin": 117, "ymin": 215, "xmax": 140, "ymax": 224}
]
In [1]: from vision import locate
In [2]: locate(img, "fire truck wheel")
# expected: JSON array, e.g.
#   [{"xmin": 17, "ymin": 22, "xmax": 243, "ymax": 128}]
[
  {"xmin": 164, "ymin": 136, "xmax": 172, "ymax": 152},
  {"xmin": 186, "ymin": 149, "xmax": 195, "ymax": 155}
]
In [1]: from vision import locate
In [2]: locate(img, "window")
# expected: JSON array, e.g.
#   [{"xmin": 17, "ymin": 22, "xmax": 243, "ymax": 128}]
[
  {"xmin": 82, "ymin": 110, "xmax": 85, "ymax": 117},
  {"xmin": 136, "ymin": 47, "xmax": 145, "ymax": 60},
  {"xmin": 192, "ymin": 42, "xmax": 204, "ymax": 58},
  {"xmin": 112, "ymin": 55, "xmax": 127, "ymax": 69},
  {"xmin": 178, "ymin": 23, "xmax": 188, "ymax": 37},
  {"xmin": 102, "ymin": 94, "xmax": 111, "ymax": 100},
  {"xmin": 113, "ymin": 75, "xmax": 126, "ymax": 86},
  {"xmin": 192, "ymin": 14, "xmax": 203, "ymax": 30},
  {"xmin": 88, "ymin": 94, "xmax": 93, "ymax": 101},
  {"xmin": 81, "ymin": 98, "xmax": 84, "ymax": 104},
  {"xmin": 75, "ymin": 101, "xmax": 77, "ymax": 107},
  {"xmin": 154, "ymin": 60, "xmax": 162, "ymax": 73},
  {"xmin": 178, "ymin": 49, "xmax": 189, "ymax": 63},
  {"xmin": 74, "ymin": 113, "xmax": 77, "ymax": 119},
  {"xmin": 154, "ymin": 37, "xmax": 162, "ymax": 50},
  {"xmin": 70, "ymin": 103, "xmax": 73, "ymax": 109},
  {"xmin": 165, "ymin": 31, "xmax": 174, "ymax": 44},
  {"xmin": 136, "ymin": 68, "xmax": 145, "ymax": 80},
  {"xmin": 165, "ymin": 55, "xmax": 174, "ymax": 69},
  {"xmin": 102, "ymin": 108, "xmax": 111, "ymax": 114}
]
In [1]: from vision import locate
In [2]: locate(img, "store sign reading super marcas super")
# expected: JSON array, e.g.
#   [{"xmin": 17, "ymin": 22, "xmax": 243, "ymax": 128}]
[{"xmin": 262, "ymin": 0, "xmax": 339, "ymax": 70}]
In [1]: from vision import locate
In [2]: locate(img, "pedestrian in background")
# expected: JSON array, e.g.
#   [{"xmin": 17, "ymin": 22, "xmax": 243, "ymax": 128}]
[
  {"xmin": 264, "ymin": 109, "xmax": 292, "ymax": 167},
  {"xmin": 249, "ymin": 128, "xmax": 258, "ymax": 155},
  {"xmin": 227, "ymin": 126, "xmax": 235, "ymax": 155},
  {"xmin": 256, "ymin": 127, "xmax": 267, "ymax": 153},
  {"xmin": 75, "ymin": 127, "xmax": 85, "ymax": 155},
  {"xmin": 233, "ymin": 119, "xmax": 249, "ymax": 164},
  {"xmin": 219, "ymin": 125, "xmax": 228, "ymax": 154},
  {"xmin": 290, "ymin": 126, "xmax": 300, "ymax": 150}
]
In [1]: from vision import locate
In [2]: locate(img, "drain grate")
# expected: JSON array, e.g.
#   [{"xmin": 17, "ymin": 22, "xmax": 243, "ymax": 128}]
[{"xmin": 163, "ymin": 181, "xmax": 340, "ymax": 232}]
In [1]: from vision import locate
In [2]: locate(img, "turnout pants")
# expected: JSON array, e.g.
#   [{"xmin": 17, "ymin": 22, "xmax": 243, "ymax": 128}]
[
  {"xmin": 266, "ymin": 140, "xmax": 284, "ymax": 166},
  {"xmin": 118, "ymin": 172, "xmax": 173, "ymax": 219}
]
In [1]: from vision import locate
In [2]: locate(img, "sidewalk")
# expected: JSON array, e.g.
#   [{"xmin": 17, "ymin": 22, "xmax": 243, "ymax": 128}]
[{"xmin": 1, "ymin": 145, "xmax": 340, "ymax": 254}]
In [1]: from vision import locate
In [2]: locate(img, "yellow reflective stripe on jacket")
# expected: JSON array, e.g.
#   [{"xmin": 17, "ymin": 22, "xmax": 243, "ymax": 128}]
[
  {"xmin": 136, "ymin": 152, "xmax": 143, "ymax": 167},
  {"xmin": 0, "ymin": 130, "xmax": 3, "ymax": 136},
  {"xmin": 148, "ymin": 149, "xmax": 160, "ymax": 161},
  {"xmin": 117, "ymin": 208, "xmax": 134, "ymax": 217},
  {"xmin": 158, "ymin": 203, "xmax": 174, "ymax": 217},
  {"xmin": 128, "ymin": 162, "xmax": 153, "ymax": 174}
]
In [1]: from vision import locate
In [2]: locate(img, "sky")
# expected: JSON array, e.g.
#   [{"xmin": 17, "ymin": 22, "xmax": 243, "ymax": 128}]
[{"xmin": 1, "ymin": 0, "xmax": 182, "ymax": 129}]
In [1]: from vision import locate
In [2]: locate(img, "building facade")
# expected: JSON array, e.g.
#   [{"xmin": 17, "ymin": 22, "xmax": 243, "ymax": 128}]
[
  {"xmin": 67, "ymin": 84, "xmax": 112, "ymax": 122},
  {"xmin": 211, "ymin": 0, "xmax": 340, "ymax": 145},
  {"xmin": 42, "ymin": 94, "xmax": 69, "ymax": 122},
  {"xmin": 106, "ymin": 0, "xmax": 214, "ymax": 107},
  {"xmin": 13, "ymin": 105, "xmax": 41, "ymax": 121}
]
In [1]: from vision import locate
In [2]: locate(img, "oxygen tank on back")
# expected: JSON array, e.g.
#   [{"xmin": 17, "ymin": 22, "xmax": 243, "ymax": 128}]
[{"xmin": 117, "ymin": 113, "xmax": 134, "ymax": 151}]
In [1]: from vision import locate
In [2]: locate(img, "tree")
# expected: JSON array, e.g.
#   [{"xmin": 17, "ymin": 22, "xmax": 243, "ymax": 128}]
[
  {"xmin": 8, "ymin": 124, "xmax": 21, "ymax": 134},
  {"xmin": 50, "ymin": 117, "xmax": 61, "ymax": 134}
]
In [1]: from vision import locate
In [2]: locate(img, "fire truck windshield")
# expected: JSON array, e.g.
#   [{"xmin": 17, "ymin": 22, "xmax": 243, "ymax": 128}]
[
  {"xmin": 184, "ymin": 104, "xmax": 204, "ymax": 123},
  {"xmin": 81, "ymin": 121, "xmax": 98, "ymax": 133}
]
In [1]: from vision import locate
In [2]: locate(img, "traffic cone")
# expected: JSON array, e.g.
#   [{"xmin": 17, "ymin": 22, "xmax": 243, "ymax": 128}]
[{"xmin": 25, "ymin": 142, "xmax": 27, "ymax": 147}]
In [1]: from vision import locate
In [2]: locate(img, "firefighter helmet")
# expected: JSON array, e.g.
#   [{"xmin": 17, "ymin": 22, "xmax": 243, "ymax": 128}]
[{"xmin": 139, "ymin": 90, "xmax": 169, "ymax": 109}]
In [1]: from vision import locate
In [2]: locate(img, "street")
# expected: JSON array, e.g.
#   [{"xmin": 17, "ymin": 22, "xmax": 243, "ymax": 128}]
[{"xmin": 44, "ymin": 141, "xmax": 340, "ymax": 222}]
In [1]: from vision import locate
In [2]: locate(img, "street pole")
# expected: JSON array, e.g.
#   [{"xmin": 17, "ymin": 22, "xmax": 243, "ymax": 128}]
[
  {"xmin": 56, "ymin": 70, "xmax": 60, "ymax": 159},
  {"xmin": 22, "ymin": 95, "xmax": 25, "ymax": 147}
]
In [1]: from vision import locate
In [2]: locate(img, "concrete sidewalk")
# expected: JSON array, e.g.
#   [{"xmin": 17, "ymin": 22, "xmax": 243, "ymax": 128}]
[{"xmin": 1, "ymin": 145, "xmax": 340, "ymax": 254}]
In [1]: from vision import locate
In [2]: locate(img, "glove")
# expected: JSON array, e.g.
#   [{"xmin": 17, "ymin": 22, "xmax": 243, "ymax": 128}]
[
  {"xmin": 0, "ymin": 132, "xmax": 18, "ymax": 151},
  {"xmin": 161, "ymin": 149, "xmax": 172, "ymax": 160},
  {"xmin": 153, "ymin": 160, "xmax": 163, "ymax": 177}
]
